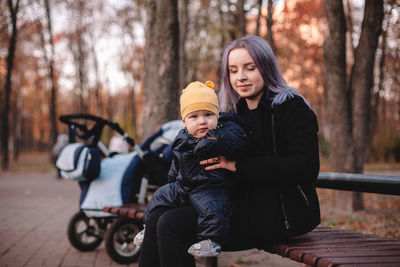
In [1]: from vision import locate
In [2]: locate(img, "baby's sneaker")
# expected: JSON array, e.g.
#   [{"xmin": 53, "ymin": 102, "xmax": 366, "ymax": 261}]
[
  {"xmin": 133, "ymin": 228, "xmax": 145, "ymax": 247},
  {"xmin": 187, "ymin": 239, "xmax": 221, "ymax": 257}
]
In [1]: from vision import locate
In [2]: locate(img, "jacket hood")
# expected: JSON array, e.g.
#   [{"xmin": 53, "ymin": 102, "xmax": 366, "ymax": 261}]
[{"xmin": 271, "ymin": 88, "xmax": 310, "ymax": 108}]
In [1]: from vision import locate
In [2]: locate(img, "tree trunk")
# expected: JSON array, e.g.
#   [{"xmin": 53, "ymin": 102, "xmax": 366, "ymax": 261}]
[
  {"xmin": 236, "ymin": 0, "xmax": 246, "ymax": 37},
  {"xmin": 179, "ymin": 0, "xmax": 188, "ymax": 92},
  {"xmin": 255, "ymin": 0, "xmax": 262, "ymax": 36},
  {"xmin": 141, "ymin": 0, "xmax": 179, "ymax": 139},
  {"xmin": 89, "ymin": 31, "xmax": 102, "ymax": 115},
  {"xmin": 2, "ymin": 0, "xmax": 20, "ymax": 170},
  {"xmin": 13, "ymin": 95, "xmax": 22, "ymax": 161},
  {"xmin": 323, "ymin": 0, "xmax": 352, "ymax": 173},
  {"xmin": 323, "ymin": 0, "xmax": 355, "ymax": 212},
  {"xmin": 77, "ymin": 30, "xmax": 87, "ymax": 113},
  {"xmin": 44, "ymin": 0, "xmax": 58, "ymax": 145},
  {"xmin": 350, "ymin": 0, "xmax": 384, "ymax": 173},
  {"xmin": 369, "ymin": 9, "xmax": 389, "ymax": 162},
  {"xmin": 343, "ymin": 0, "xmax": 355, "ymax": 90},
  {"xmin": 323, "ymin": 0, "xmax": 384, "ymax": 212},
  {"xmin": 350, "ymin": 0, "xmax": 383, "ymax": 210},
  {"xmin": 266, "ymin": 0, "xmax": 276, "ymax": 53}
]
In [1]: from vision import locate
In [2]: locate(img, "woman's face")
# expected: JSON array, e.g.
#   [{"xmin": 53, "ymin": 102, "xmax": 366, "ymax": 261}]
[{"xmin": 228, "ymin": 48, "xmax": 264, "ymax": 109}]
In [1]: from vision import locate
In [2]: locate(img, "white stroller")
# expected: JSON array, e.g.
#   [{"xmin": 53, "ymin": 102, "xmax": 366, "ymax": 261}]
[{"xmin": 56, "ymin": 114, "xmax": 182, "ymax": 263}]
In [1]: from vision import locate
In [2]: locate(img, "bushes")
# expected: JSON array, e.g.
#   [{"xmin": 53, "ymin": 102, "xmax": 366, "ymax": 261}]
[
  {"xmin": 318, "ymin": 127, "xmax": 400, "ymax": 163},
  {"xmin": 372, "ymin": 126, "xmax": 400, "ymax": 162}
]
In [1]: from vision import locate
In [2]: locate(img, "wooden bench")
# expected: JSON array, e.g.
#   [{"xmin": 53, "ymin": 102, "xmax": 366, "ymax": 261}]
[
  {"xmin": 103, "ymin": 172, "xmax": 400, "ymax": 266},
  {"xmin": 102, "ymin": 203, "xmax": 400, "ymax": 267}
]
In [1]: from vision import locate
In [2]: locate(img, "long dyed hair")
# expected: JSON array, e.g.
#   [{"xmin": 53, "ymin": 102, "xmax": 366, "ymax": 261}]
[{"xmin": 219, "ymin": 35, "xmax": 293, "ymax": 113}]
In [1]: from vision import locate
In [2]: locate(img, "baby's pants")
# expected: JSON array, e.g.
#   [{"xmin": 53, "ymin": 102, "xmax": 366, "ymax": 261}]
[{"xmin": 143, "ymin": 182, "xmax": 231, "ymax": 242}]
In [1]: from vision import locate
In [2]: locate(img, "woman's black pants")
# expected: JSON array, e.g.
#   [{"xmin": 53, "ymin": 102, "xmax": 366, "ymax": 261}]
[
  {"xmin": 138, "ymin": 206, "xmax": 198, "ymax": 267},
  {"xmin": 138, "ymin": 205, "xmax": 268, "ymax": 267}
]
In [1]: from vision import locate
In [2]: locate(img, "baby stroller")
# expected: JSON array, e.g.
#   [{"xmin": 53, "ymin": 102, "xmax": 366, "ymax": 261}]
[{"xmin": 56, "ymin": 114, "xmax": 182, "ymax": 263}]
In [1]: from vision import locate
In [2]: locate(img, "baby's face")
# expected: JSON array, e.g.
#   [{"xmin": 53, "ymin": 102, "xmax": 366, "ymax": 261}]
[{"xmin": 183, "ymin": 110, "xmax": 218, "ymax": 138}]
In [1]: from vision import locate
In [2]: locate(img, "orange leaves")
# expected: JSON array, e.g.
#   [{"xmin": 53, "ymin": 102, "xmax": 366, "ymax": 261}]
[{"xmin": 320, "ymin": 190, "xmax": 400, "ymax": 240}]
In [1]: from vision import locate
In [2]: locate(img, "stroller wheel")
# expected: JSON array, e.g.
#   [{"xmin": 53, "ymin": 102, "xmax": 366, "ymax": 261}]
[
  {"xmin": 67, "ymin": 211, "xmax": 104, "ymax": 251},
  {"xmin": 105, "ymin": 217, "xmax": 142, "ymax": 264}
]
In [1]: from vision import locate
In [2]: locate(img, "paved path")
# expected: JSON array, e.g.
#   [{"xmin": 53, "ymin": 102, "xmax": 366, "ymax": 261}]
[{"xmin": 0, "ymin": 155, "xmax": 300, "ymax": 267}]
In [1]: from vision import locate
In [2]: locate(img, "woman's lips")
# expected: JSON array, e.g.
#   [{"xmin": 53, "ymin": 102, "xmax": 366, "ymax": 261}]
[{"xmin": 238, "ymin": 84, "xmax": 251, "ymax": 90}]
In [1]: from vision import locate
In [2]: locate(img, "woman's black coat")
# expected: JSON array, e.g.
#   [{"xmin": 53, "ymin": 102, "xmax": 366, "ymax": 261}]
[{"xmin": 233, "ymin": 90, "xmax": 321, "ymax": 244}]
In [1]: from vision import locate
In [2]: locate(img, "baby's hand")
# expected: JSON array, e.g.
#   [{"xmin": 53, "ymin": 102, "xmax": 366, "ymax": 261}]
[{"xmin": 199, "ymin": 156, "xmax": 236, "ymax": 172}]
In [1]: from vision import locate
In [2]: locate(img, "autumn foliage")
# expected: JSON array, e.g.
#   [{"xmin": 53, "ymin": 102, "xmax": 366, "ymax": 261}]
[{"xmin": 1, "ymin": 0, "xmax": 399, "ymax": 166}]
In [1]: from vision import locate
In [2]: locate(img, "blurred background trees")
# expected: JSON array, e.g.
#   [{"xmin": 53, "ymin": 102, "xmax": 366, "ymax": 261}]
[{"xmin": 1, "ymin": 0, "xmax": 399, "ymax": 176}]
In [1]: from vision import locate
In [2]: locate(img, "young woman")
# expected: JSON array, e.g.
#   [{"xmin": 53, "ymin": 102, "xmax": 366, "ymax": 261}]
[{"xmin": 138, "ymin": 35, "xmax": 320, "ymax": 267}]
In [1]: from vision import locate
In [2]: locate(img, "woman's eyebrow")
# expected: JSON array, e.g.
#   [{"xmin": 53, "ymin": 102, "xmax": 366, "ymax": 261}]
[{"xmin": 228, "ymin": 62, "xmax": 255, "ymax": 67}]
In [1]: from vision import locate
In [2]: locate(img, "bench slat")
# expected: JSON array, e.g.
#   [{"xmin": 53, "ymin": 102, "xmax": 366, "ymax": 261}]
[
  {"xmin": 274, "ymin": 226, "xmax": 400, "ymax": 266},
  {"xmin": 302, "ymin": 250, "xmax": 400, "ymax": 266},
  {"xmin": 316, "ymin": 256, "xmax": 400, "ymax": 267},
  {"xmin": 102, "ymin": 203, "xmax": 146, "ymax": 220},
  {"xmin": 285, "ymin": 246, "xmax": 400, "ymax": 260},
  {"xmin": 339, "ymin": 264, "xmax": 400, "ymax": 267}
]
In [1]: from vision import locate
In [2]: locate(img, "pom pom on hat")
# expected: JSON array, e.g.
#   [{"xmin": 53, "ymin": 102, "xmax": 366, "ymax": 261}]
[
  {"xmin": 205, "ymin": 80, "xmax": 215, "ymax": 89},
  {"xmin": 180, "ymin": 81, "xmax": 220, "ymax": 120}
]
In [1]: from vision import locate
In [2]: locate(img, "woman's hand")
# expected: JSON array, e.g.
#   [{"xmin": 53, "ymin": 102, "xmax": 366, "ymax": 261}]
[{"xmin": 199, "ymin": 156, "xmax": 237, "ymax": 172}]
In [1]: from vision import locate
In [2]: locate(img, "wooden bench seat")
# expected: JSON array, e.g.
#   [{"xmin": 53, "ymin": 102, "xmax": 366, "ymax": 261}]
[
  {"xmin": 275, "ymin": 225, "xmax": 400, "ymax": 266},
  {"xmin": 102, "ymin": 203, "xmax": 146, "ymax": 220},
  {"xmin": 103, "ymin": 204, "xmax": 400, "ymax": 266}
]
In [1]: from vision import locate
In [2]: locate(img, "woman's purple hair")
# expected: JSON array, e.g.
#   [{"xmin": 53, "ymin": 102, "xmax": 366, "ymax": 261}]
[{"xmin": 219, "ymin": 35, "xmax": 292, "ymax": 113}]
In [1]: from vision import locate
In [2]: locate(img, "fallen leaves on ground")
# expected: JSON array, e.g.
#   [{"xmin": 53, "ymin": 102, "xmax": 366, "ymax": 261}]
[{"xmin": 319, "ymin": 189, "xmax": 400, "ymax": 240}]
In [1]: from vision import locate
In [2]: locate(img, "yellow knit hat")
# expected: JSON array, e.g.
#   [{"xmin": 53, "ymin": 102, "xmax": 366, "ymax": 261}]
[{"xmin": 180, "ymin": 81, "xmax": 220, "ymax": 120}]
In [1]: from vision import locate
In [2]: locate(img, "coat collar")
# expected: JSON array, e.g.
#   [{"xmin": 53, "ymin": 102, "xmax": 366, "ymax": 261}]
[
  {"xmin": 236, "ymin": 89, "xmax": 273, "ymax": 113},
  {"xmin": 236, "ymin": 87, "xmax": 309, "ymax": 113}
]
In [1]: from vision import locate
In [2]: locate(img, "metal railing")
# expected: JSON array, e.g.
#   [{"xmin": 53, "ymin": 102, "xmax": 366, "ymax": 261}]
[{"xmin": 317, "ymin": 172, "xmax": 400, "ymax": 196}]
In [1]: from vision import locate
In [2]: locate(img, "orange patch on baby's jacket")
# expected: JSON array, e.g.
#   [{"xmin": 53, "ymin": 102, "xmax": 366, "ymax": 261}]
[{"xmin": 207, "ymin": 137, "xmax": 217, "ymax": 140}]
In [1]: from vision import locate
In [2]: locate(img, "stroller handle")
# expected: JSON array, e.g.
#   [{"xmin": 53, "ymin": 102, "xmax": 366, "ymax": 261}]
[{"xmin": 59, "ymin": 113, "xmax": 137, "ymax": 148}]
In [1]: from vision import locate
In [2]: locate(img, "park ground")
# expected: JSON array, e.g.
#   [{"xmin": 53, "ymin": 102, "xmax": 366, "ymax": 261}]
[{"xmin": 0, "ymin": 153, "xmax": 399, "ymax": 267}]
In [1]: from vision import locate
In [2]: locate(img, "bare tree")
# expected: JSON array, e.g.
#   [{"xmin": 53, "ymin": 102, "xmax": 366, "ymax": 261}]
[
  {"xmin": 2, "ymin": 0, "xmax": 20, "ymax": 170},
  {"xmin": 323, "ymin": 0, "xmax": 384, "ymax": 211},
  {"xmin": 41, "ymin": 0, "xmax": 58, "ymax": 145},
  {"xmin": 255, "ymin": 0, "xmax": 262, "ymax": 36},
  {"xmin": 368, "ymin": 1, "xmax": 397, "ymax": 162},
  {"xmin": 179, "ymin": 0, "xmax": 188, "ymax": 92},
  {"xmin": 237, "ymin": 0, "xmax": 246, "ymax": 37},
  {"xmin": 12, "ymin": 93, "xmax": 22, "ymax": 161},
  {"xmin": 69, "ymin": 28, "xmax": 88, "ymax": 113},
  {"xmin": 141, "ymin": 0, "xmax": 179, "ymax": 139},
  {"xmin": 90, "ymin": 36, "xmax": 101, "ymax": 113},
  {"xmin": 65, "ymin": 0, "xmax": 89, "ymax": 114},
  {"xmin": 266, "ymin": 0, "xmax": 276, "ymax": 53}
]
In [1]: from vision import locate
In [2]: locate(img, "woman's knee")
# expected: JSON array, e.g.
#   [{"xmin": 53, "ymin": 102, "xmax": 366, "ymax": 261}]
[
  {"xmin": 157, "ymin": 207, "xmax": 197, "ymax": 241},
  {"xmin": 157, "ymin": 211, "xmax": 181, "ymax": 239},
  {"xmin": 145, "ymin": 207, "xmax": 171, "ymax": 237}
]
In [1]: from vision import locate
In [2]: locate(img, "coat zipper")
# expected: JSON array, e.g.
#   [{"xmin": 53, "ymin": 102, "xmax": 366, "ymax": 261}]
[
  {"xmin": 279, "ymin": 192, "xmax": 291, "ymax": 232},
  {"xmin": 271, "ymin": 115, "xmax": 277, "ymax": 155},
  {"xmin": 271, "ymin": 114, "xmax": 290, "ymax": 233},
  {"xmin": 297, "ymin": 185, "xmax": 310, "ymax": 206}
]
